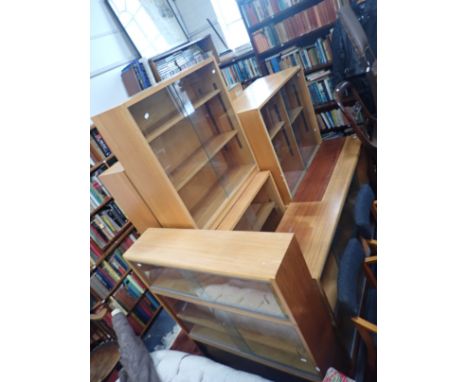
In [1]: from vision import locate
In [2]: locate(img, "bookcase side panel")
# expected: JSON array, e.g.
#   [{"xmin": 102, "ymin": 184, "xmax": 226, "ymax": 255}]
[
  {"xmin": 99, "ymin": 163, "xmax": 161, "ymax": 234},
  {"xmin": 273, "ymin": 237, "xmax": 349, "ymax": 377},
  {"xmin": 237, "ymin": 110, "xmax": 292, "ymax": 205},
  {"xmin": 93, "ymin": 107, "xmax": 197, "ymax": 228}
]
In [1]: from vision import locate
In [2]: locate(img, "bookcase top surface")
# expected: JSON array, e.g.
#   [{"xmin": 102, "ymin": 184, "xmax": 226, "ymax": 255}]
[
  {"xmin": 233, "ymin": 66, "xmax": 300, "ymax": 113},
  {"xmin": 123, "ymin": 228, "xmax": 295, "ymax": 280}
]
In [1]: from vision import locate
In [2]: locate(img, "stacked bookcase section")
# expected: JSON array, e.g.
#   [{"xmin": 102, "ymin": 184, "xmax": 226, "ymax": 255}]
[
  {"xmin": 93, "ymin": 57, "xmax": 286, "ymax": 232},
  {"xmin": 90, "ymin": 125, "xmax": 172, "ymax": 339},
  {"xmin": 220, "ymin": 51, "xmax": 261, "ymax": 88},
  {"xmin": 233, "ymin": 66, "xmax": 321, "ymax": 204},
  {"xmin": 124, "ymin": 229, "xmax": 348, "ymax": 381}
]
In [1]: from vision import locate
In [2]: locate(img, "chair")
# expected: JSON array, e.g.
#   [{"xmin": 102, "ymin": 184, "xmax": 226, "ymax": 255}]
[
  {"xmin": 90, "ymin": 306, "xmax": 120, "ymax": 382},
  {"xmin": 337, "ymin": 238, "xmax": 377, "ymax": 382},
  {"xmin": 354, "ymin": 184, "xmax": 377, "ymax": 241},
  {"xmin": 334, "ymin": 82, "xmax": 377, "ymax": 193}
]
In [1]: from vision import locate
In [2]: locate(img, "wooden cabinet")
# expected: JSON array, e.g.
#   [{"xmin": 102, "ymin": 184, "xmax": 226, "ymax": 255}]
[
  {"xmin": 233, "ymin": 66, "xmax": 322, "ymax": 204},
  {"xmin": 124, "ymin": 228, "xmax": 348, "ymax": 381},
  {"xmin": 93, "ymin": 57, "xmax": 265, "ymax": 230}
]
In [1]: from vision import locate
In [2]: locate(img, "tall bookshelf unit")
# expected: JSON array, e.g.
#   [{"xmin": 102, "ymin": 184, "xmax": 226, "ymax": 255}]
[
  {"xmin": 90, "ymin": 125, "xmax": 171, "ymax": 339},
  {"xmin": 237, "ymin": 0, "xmax": 352, "ymax": 138},
  {"xmin": 93, "ymin": 56, "xmax": 286, "ymax": 232},
  {"xmin": 219, "ymin": 50, "xmax": 261, "ymax": 88},
  {"xmin": 124, "ymin": 228, "xmax": 348, "ymax": 381},
  {"xmin": 233, "ymin": 66, "xmax": 321, "ymax": 204}
]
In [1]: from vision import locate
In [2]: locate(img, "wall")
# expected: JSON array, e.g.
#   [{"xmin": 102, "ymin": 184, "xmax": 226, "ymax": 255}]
[
  {"xmin": 170, "ymin": 0, "xmax": 229, "ymax": 53},
  {"xmin": 90, "ymin": 0, "xmax": 138, "ymax": 117},
  {"xmin": 90, "ymin": 0, "xmax": 230, "ymax": 118}
]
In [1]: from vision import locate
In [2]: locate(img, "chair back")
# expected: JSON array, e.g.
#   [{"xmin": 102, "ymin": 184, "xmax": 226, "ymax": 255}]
[
  {"xmin": 91, "ymin": 307, "xmax": 116, "ymax": 351},
  {"xmin": 337, "ymin": 238, "xmax": 366, "ymax": 317},
  {"xmin": 354, "ymin": 184, "xmax": 376, "ymax": 240}
]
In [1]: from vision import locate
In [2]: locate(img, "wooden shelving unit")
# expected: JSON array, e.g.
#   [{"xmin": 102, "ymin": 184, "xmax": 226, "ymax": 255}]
[
  {"xmin": 244, "ymin": 0, "xmax": 324, "ymax": 33},
  {"xmin": 148, "ymin": 34, "xmax": 220, "ymax": 83},
  {"xmin": 236, "ymin": 0, "xmax": 348, "ymax": 138},
  {"xmin": 124, "ymin": 228, "xmax": 349, "ymax": 381},
  {"xmin": 233, "ymin": 66, "xmax": 322, "ymax": 204},
  {"xmin": 93, "ymin": 57, "xmax": 285, "ymax": 232},
  {"xmin": 90, "ymin": 125, "xmax": 175, "ymax": 347}
]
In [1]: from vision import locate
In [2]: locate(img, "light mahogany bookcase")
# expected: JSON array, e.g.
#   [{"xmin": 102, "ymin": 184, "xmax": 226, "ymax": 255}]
[
  {"xmin": 93, "ymin": 56, "xmax": 285, "ymax": 232},
  {"xmin": 124, "ymin": 228, "xmax": 349, "ymax": 381},
  {"xmin": 233, "ymin": 66, "xmax": 322, "ymax": 204}
]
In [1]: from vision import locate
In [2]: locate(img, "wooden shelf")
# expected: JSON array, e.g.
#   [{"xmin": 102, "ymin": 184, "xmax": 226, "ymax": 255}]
[
  {"xmin": 100, "ymin": 221, "xmax": 133, "ymax": 254},
  {"xmin": 90, "ymin": 196, "xmax": 113, "ymax": 218},
  {"xmin": 241, "ymin": 76, "xmax": 260, "ymax": 85},
  {"xmin": 269, "ymin": 121, "xmax": 285, "ymax": 139},
  {"xmin": 191, "ymin": 164, "xmax": 256, "ymax": 228},
  {"xmin": 252, "ymin": 202, "xmax": 276, "ymax": 231},
  {"xmin": 313, "ymin": 97, "xmax": 354, "ymax": 113},
  {"xmin": 304, "ymin": 62, "xmax": 333, "ymax": 76},
  {"xmin": 141, "ymin": 306, "xmax": 163, "ymax": 336},
  {"xmin": 289, "ymin": 106, "xmax": 303, "ymax": 125},
  {"xmin": 146, "ymin": 89, "xmax": 221, "ymax": 143},
  {"xmin": 258, "ymin": 23, "xmax": 334, "ymax": 59},
  {"xmin": 92, "ymin": 269, "xmax": 132, "ymax": 310},
  {"xmin": 247, "ymin": 0, "xmax": 323, "ymax": 33},
  {"xmin": 90, "ymin": 154, "xmax": 116, "ymax": 174},
  {"xmin": 172, "ymin": 131, "xmax": 238, "ymax": 191},
  {"xmin": 219, "ymin": 50, "xmax": 256, "ymax": 68}
]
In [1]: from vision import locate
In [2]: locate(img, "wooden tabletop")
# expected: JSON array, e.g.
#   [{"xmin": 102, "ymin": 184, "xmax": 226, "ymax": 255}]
[
  {"xmin": 232, "ymin": 67, "xmax": 300, "ymax": 113},
  {"xmin": 276, "ymin": 136, "xmax": 361, "ymax": 279}
]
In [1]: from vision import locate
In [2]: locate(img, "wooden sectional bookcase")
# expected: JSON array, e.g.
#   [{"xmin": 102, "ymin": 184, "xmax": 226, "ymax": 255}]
[
  {"xmin": 124, "ymin": 228, "xmax": 348, "ymax": 381},
  {"xmin": 93, "ymin": 56, "xmax": 285, "ymax": 232},
  {"xmin": 233, "ymin": 66, "xmax": 322, "ymax": 204}
]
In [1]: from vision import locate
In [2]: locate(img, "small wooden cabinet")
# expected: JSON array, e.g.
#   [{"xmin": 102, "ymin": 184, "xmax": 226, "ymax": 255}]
[
  {"xmin": 93, "ymin": 57, "xmax": 263, "ymax": 229},
  {"xmin": 233, "ymin": 66, "xmax": 322, "ymax": 204},
  {"xmin": 124, "ymin": 228, "xmax": 348, "ymax": 381}
]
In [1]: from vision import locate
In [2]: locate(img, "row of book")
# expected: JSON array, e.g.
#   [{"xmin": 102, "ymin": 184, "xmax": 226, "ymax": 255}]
[
  {"xmin": 264, "ymin": 35, "xmax": 332, "ymax": 74},
  {"xmin": 90, "ymin": 166, "xmax": 111, "ymax": 211},
  {"xmin": 307, "ymin": 71, "xmax": 335, "ymax": 105},
  {"xmin": 252, "ymin": 0, "xmax": 340, "ymax": 53},
  {"xmin": 90, "ymin": 231, "xmax": 137, "ymax": 263},
  {"xmin": 121, "ymin": 59, "xmax": 152, "ymax": 97},
  {"xmin": 151, "ymin": 46, "xmax": 206, "ymax": 82},
  {"xmin": 90, "ymin": 201, "xmax": 128, "ymax": 249},
  {"xmin": 90, "ymin": 128, "xmax": 111, "ymax": 165},
  {"xmin": 316, "ymin": 109, "xmax": 347, "ymax": 131},
  {"xmin": 221, "ymin": 57, "xmax": 261, "ymax": 87},
  {"xmin": 239, "ymin": 0, "xmax": 303, "ymax": 28}
]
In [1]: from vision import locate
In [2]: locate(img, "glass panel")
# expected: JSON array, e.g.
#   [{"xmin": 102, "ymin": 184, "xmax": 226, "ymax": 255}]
[
  {"xmin": 234, "ymin": 182, "xmax": 283, "ymax": 232},
  {"xmin": 166, "ymin": 299, "xmax": 318, "ymax": 376},
  {"xmin": 271, "ymin": 130, "xmax": 303, "ymax": 192},
  {"xmin": 261, "ymin": 96, "xmax": 285, "ymax": 139},
  {"xmin": 133, "ymin": 264, "xmax": 288, "ymax": 319},
  {"xmin": 291, "ymin": 112, "xmax": 317, "ymax": 165},
  {"xmin": 130, "ymin": 61, "xmax": 256, "ymax": 227}
]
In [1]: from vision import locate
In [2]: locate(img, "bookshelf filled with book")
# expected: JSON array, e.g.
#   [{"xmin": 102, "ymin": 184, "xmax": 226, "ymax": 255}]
[
  {"xmin": 219, "ymin": 50, "xmax": 261, "ymax": 88},
  {"xmin": 90, "ymin": 125, "xmax": 174, "ymax": 340},
  {"xmin": 148, "ymin": 34, "xmax": 220, "ymax": 83},
  {"xmin": 237, "ymin": 0, "xmax": 352, "ymax": 139}
]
